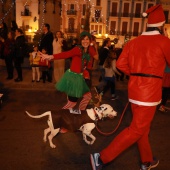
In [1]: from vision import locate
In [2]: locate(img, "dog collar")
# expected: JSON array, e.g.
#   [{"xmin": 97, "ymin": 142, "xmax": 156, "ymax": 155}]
[{"xmin": 93, "ymin": 109, "xmax": 103, "ymax": 121}]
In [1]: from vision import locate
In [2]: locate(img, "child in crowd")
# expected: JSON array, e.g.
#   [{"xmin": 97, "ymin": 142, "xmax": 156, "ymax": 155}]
[
  {"xmin": 95, "ymin": 50, "xmax": 121, "ymax": 100},
  {"xmin": 29, "ymin": 45, "xmax": 40, "ymax": 82},
  {"xmin": 39, "ymin": 48, "xmax": 51, "ymax": 83}
]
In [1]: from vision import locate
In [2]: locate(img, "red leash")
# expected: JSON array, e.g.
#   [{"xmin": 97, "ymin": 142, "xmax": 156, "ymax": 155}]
[{"xmin": 95, "ymin": 102, "xmax": 129, "ymax": 136}]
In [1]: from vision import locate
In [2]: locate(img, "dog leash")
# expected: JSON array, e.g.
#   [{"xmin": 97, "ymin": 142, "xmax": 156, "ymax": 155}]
[{"xmin": 95, "ymin": 102, "xmax": 129, "ymax": 136}]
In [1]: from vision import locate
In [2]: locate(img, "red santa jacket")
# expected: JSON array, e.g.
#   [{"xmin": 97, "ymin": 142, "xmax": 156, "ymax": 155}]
[{"xmin": 117, "ymin": 30, "xmax": 170, "ymax": 106}]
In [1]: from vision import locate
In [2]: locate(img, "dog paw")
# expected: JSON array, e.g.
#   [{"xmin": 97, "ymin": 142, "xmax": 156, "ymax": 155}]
[
  {"xmin": 43, "ymin": 138, "xmax": 47, "ymax": 143},
  {"xmin": 90, "ymin": 141, "xmax": 95, "ymax": 145},
  {"xmin": 85, "ymin": 141, "xmax": 91, "ymax": 145},
  {"xmin": 50, "ymin": 144, "xmax": 56, "ymax": 148}
]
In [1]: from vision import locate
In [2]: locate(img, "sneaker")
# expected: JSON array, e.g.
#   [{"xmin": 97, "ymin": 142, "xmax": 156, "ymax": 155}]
[
  {"xmin": 158, "ymin": 105, "xmax": 168, "ymax": 112},
  {"xmin": 90, "ymin": 153, "xmax": 103, "ymax": 170},
  {"xmin": 140, "ymin": 158, "xmax": 159, "ymax": 170},
  {"xmin": 69, "ymin": 108, "xmax": 81, "ymax": 114}
]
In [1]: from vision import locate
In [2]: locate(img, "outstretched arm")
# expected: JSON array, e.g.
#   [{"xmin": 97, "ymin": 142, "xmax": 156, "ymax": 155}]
[{"xmin": 39, "ymin": 46, "xmax": 81, "ymax": 61}]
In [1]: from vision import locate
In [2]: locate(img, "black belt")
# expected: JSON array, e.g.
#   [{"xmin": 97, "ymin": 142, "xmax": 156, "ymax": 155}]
[{"xmin": 130, "ymin": 73, "xmax": 162, "ymax": 79}]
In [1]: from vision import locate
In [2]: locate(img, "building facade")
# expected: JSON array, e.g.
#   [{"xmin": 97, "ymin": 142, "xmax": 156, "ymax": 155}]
[{"xmin": 0, "ymin": 0, "xmax": 170, "ymax": 46}]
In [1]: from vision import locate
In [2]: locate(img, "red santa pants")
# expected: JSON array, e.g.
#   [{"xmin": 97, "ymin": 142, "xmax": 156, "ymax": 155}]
[{"xmin": 100, "ymin": 103, "xmax": 156, "ymax": 164}]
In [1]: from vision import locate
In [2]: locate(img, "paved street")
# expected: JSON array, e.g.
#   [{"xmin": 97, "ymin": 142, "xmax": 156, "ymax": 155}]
[{"xmin": 0, "ymin": 65, "xmax": 170, "ymax": 170}]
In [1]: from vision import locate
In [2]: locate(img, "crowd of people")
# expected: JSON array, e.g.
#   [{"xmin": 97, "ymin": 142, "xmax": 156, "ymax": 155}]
[
  {"xmin": 0, "ymin": 20, "xmax": 27, "ymax": 82},
  {"xmin": 0, "ymin": 4, "xmax": 170, "ymax": 170}
]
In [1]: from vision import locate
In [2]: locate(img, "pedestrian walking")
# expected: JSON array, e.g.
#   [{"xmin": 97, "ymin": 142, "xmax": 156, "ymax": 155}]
[
  {"xmin": 90, "ymin": 4, "xmax": 170, "ymax": 170},
  {"xmin": 97, "ymin": 38, "xmax": 111, "ymax": 90},
  {"xmin": 95, "ymin": 50, "xmax": 121, "ymax": 100}
]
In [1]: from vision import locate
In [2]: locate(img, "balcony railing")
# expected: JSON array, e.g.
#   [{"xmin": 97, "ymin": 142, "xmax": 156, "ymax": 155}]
[
  {"xmin": 21, "ymin": 11, "xmax": 32, "ymax": 16},
  {"xmin": 65, "ymin": 28, "xmax": 78, "ymax": 33},
  {"xmin": 91, "ymin": 17, "xmax": 102, "ymax": 22},
  {"xmin": 110, "ymin": 12, "xmax": 142, "ymax": 18},
  {"xmin": 67, "ymin": 10, "xmax": 77, "ymax": 15},
  {"xmin": 109, "ymin": 12, "xmax": 118, "ymax": 17}
]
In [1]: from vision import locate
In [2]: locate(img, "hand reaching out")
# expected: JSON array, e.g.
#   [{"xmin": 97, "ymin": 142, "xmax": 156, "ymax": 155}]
[{"xmin": 38, "ymin": 51, "xmax": 54, "ymax": 61}]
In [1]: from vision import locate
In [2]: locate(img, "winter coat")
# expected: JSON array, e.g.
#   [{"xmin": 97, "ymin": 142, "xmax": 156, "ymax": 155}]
[
  {"xmin": 39, "ymin": 31, "xmax": 53, "ymax": 55},
  {"xmin": 14, "ymin": 35, "xmax": 26, "ymax": 63},
  {"xmin": 29, "ymin": 52, "xmax": 40, "ymax": 65}
]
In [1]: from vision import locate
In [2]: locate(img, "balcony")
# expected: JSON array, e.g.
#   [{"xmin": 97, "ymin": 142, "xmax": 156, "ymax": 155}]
[
  {"xmin": 110, "ymin": 12, "xmax": 118, "ymax": 17},
  {"xmin": 21, "ymin": 11, "xmax": 32, "ymax": 16},
  {"xmin": 65, "ymin": 28, "xmax": 78, "ymax": 33},
  {"xmin": 91, "ymin": 17, "xmax": 102, "ymax": 23},
  {"xmin": 67, "ymin": 10, "xmax": 77, "ymax": 15}
]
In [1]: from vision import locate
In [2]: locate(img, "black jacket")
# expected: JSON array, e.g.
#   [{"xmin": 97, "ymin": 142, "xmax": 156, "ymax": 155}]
[
  {"xmin": 39, "ymin": 31, "xmax": 53, "ymax": 55},
  {"xmin": 14, "ymin": 35, "xmax": 26, "ymax": 62}
]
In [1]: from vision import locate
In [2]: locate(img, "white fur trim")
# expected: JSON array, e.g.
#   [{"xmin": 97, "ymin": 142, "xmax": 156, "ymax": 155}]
[
  {"xmin": 141, "ymin": 30, "xmax": 160, "ymax": 35},
  {"xmin": 147, "ymin": 21, "xmax": 165, "ymax": 27},
  {"xmin": 142, "ymin": 12, "xmax": 147, "ymax": 17},
  {"xmin": 129, "ymin": 99, "xmax": 161, "ymax": 106}
]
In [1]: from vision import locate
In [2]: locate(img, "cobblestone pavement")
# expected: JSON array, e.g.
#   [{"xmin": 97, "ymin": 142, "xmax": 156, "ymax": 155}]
[{"xmin": 0, "ymin": 66, "xmax": 170, "ymax": 170}]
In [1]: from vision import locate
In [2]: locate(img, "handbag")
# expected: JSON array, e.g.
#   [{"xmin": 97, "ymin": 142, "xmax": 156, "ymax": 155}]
[{"xmin": 39, "ymin": 58, "xmax": 50, "ymax": 67}]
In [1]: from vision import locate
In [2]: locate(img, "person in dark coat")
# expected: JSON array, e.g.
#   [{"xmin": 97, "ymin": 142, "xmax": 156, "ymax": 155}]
[
  {"xmin": 14, "ymin": 28, "xmax": 26, "ymax": 82},
  {"xmin": 39, "ymin": 23, "xmax": 53, "ymax": 82},
  {"xmin": 0, "ymin": 22, "xmax": 8, "ymax": 40},
  {"xmin": 10, "ymin": 20, "xmax": 18, "ymax": 38},
  {"xmin": 3, "ymin": 31, "xmax": 15, "ymax": 79}
]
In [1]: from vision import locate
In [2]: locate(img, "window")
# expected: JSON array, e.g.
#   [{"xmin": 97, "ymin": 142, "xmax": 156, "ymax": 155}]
[
  {"xmin": 68, "ymin": 18, "xmax": 75, "ymax": 32},
  {"xmin": 110, "ymin": 21, "xmax": 116, "ymax": 35},
  {"xmin": 83, "ymin": 4, "xmax": 86, "ymax": 15},
  {"xmin": 133, "ymin": 22, "xmax": 139, "ymax": 36},
  {"xmin": 123, "ymin": 3, "xmax": 129, "ymax": 17},
  {"xmin": 95, "ymin": 10, "xmax": 101, "ymax": 22},
  {"xmin": 122, "ymin": 22, "xmax": 128, "ymax": 35},
  {"xmin": 135, "ymin": 3, "xmax": 141, "ymax": 18},
  {"xmin": 24, "ymin": 5, "xmax": 30, "ymax": 16},
  {"xmin": 96, "ymin": 0, "xmax": 101, "ymax": 6},
  {"xmin": 164, "ymin": 11, "xmax": 169, "ymax": 23},
  {"xmin": 70, "ymin": 4, "xmax": 74, "ymax": 10},
  {"xmin": 147, "ymin": 3, "xmax": 154, "ymax": 9},
  {"xmin": 111, "ymin": 2, "xmax": 118, "ymax": 16}
]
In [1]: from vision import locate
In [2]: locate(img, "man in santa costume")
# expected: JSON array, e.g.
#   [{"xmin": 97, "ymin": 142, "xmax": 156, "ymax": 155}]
[{"xmin": 90, "ymin": 4, "xmax": 170, "ymax": 170}]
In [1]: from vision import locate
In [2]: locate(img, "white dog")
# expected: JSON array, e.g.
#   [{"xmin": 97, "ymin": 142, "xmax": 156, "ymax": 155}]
[{"xmin": 26, "ymin": 104, "xmax": 117, "ymax": 148}]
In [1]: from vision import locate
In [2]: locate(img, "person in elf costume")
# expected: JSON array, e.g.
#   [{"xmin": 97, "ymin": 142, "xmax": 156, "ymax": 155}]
[
  {"xmin": 40, "ymin": 31, "xmax": 98, "ymax": 111},
  {"xmin": 90, "ymin": 4, "xmax": 170, "ymax": 170}
]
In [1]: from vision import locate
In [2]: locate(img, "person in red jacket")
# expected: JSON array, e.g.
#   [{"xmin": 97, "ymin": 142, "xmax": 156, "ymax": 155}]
[
  {"xmin": 90, "ymin": 4, "xmax": 170, "ymax": 170},
  {"xmin": 40, "ymin": 31, "xmax": 98, "ymax": 111}
]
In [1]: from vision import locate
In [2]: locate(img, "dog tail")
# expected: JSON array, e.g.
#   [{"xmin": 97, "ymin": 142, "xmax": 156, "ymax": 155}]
[{"xmin": 25, "ymin": 111, "xmax": 51, "ymax": 119}]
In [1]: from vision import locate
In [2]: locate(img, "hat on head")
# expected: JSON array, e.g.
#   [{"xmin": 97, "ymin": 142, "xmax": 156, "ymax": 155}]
[
  {"xmin": 80, "ymin": 31, "xmax": 91, "ymax": 39},
  {"xmin": 142, "ymin": 4, "xmax": 165, "ymax": 27}
]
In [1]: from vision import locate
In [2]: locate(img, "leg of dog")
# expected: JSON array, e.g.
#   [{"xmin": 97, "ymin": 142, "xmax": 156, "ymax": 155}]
[
  {"xmin": 43, "ymin": 127, "xmax": 51, "ymax": 142},
  {"xmin": 46, "ymin": 115, "xmax": 60, "ymax": 148},
  {"xmin": 80, "ymin": 123, "xmax": 96, "ymax": 145},
  {"xmin": 48, "ymin": 128, "xmax": 60, "ymax": 148}
]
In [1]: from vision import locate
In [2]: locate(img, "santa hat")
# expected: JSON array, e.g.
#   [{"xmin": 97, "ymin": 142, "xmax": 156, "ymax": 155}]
[{"xmin": 142, "ymin": 4, "xmax": 165, "ymax": 27}]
